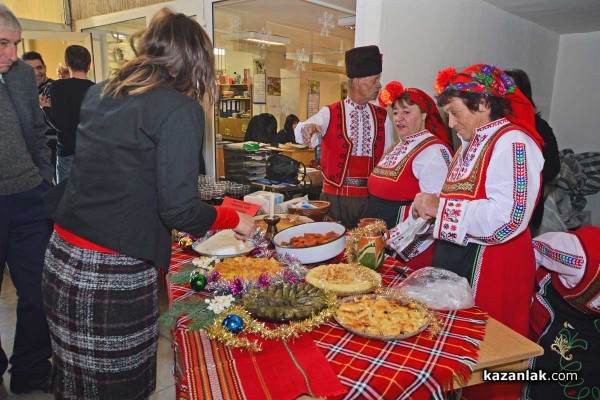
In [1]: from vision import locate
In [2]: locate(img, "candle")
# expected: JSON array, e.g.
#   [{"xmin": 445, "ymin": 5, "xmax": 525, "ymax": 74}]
[{"xmin": 269, "ymin": 193, "xmax": 275, "ymax": 217}]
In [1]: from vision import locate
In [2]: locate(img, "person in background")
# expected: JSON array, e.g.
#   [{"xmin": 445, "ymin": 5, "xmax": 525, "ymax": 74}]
[
  {"xmin": 21, "ymin": 51, "xmax": 53, "ymax": 96},
  {"xmin": 524, "ymin": 226, "xmax": 599, "ymax": 400},
  {"xmin": 412, "ymin": 64, "xmax": 544, "ymax": 399},
  {"xmin": 0, "ymin": 3, "xmax": 53, "ymax": 394},
  {"xmin": 22, "ymin": 51, "xmax": 58, "ymax": 178},
  {"xmin": 244, "ymin": 112, "xmax": 278, "ymax": 146},
  {"xmin": 366, "ymin": 81, "xmax": 453, "ymax": 268},
  {"xmin": 49, "ymin": 45, "xmax": 94, "ymax": 183},
  {"xmin": 276, "ymin": 113, "xmax": 299, "ymax": 144},
  {"xmin": 505, "ymin": 68, "xmax": 560, "ymax": 236},
  {"xmin": 56, "ymin": 63, "xmax": 69, "ymax": 79},
  {"xmin": 42, "ymin": 8, "xmax": 254, "ymax": 399},
  {"xmin": 295, "ymin": 45, "xmax": 394, "ymax": 228}
]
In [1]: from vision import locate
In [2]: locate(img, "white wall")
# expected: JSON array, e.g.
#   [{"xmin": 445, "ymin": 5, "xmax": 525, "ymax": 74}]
[
  {"xmin": 549, "ymin": 31, "xmax": 600, "ymax": 226},
  {"xmin": 372, "ymin": 0, "xmax": 559, "ymax": 117}
]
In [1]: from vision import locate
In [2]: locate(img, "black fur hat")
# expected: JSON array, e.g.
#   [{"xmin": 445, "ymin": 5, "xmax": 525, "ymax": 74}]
[{"xmin": 345, "ymin": 45, "xmax": 382, "ymax": 78}]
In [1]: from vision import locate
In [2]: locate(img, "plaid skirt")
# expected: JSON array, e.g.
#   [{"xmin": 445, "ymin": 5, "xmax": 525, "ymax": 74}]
[{"xmin": 42, "ymin": 232, "xmax": 159, "ymax": 400}]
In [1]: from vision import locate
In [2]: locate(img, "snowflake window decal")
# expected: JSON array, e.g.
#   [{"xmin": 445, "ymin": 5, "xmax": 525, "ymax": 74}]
[
  {"xmin": 225, "ymin": 16, "xmax": 242, "ymax": 40},
  {"xmin": 293, "ymin": 48, "xmax": 309, "ymax": 72},
  {"xmin": 318, "ymin": 11, "xmax": 335, "ymax": 37}
]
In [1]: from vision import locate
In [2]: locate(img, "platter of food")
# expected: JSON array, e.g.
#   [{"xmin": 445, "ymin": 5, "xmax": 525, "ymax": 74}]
[
  {"xmin": 305, "ymin": 263, "xmax": 382, "ymax": 296},
  {"xmin": 334, "ymin": 294, "xmax": 430, "ymax": 341},
  {"xmin": 254, "ymin": 214, "xmax": 313, "ymax": 232},
  {"xmin": 192, "ymin": 229, "xmax": 254, "ymax": 258},
  {"xmin": 273, "ymin": 222, "xmax": 346, "ymax": 264},
  {"xmin": 210, "ymin": 256, "xmax": 283, "ymax": 281},
  {"xmin": 241, "ymin": 282, "xmax": 329, "ymax": 322}
]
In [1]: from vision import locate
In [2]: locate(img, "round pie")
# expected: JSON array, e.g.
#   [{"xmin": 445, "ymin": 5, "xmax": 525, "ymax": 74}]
[
  {"xmin": 305, "ymin": 263, "xmax": 381, "ymax": 296},
  {"xmin": 212, "ymin": 256, "xmax": 283, "ymax": 281},
  {"xmin": 334, "ymin": 295, "xmax": 430, "ymax": 340},
  {"xmin": 241, "ymin": 283, "xmax": 328, "ymax": 321}
]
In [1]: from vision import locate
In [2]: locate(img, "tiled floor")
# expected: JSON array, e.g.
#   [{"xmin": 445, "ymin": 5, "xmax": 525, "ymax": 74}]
[{"xmin": 0, "ymin": 268, "xmax": 176, "ymax": 400}]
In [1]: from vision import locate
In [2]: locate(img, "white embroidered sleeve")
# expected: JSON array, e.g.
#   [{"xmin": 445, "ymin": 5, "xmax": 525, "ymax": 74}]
[
  {"xmin": 533, "ymin": 232, "xmax": 586, "ymax": 288},
  {"xmin": 294, "ymin": 106, "xmax": 331, "ymax": 147},
  {"xmin": 412, "ymin": 144, "xmax": 452, "ymax": 193},
  {"xmin": 433, "ymin": 131, "xmax": 543, "ymax": 246}
]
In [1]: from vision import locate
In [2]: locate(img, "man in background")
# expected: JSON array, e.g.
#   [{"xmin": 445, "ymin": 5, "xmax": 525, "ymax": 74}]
[
  {"xmin": 295, "ymin": 45, "xmax": 394, "ymax": 228},
  {"xmin": 49, "ymin": 44, "xmax": 94, "ymax": 183},
  {"xmin": 0, "ymin": 3, "xmax": 53, "ymax": 394},
  {"xmin": 22, "ymin": 51, "xmax": 58, "ymax": 177}
]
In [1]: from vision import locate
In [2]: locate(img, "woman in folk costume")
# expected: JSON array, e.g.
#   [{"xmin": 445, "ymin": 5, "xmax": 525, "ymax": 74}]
[
  {"xmin": 295, "ymin": 45, "xmax": 395, "ymax": 228},
  {"xmin": 524, "ymin": 226, "xmax": 600, "ymax": 400},
  {"xmin": 366, "ymin": 81, "xmax": 453, "ymax": 268},
  {"xmin": 412, "ymin": 64, "xmax": 545, "ymax": 399}
]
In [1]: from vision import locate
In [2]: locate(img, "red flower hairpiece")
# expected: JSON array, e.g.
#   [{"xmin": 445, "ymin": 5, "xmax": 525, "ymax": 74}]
[
  {"xmin": 434, "ymin": 67, "xmax": 457, "ymax": 94},
  {"xmin": 378, "ymin": 81, "xmax": 405, "ymax": 107}
]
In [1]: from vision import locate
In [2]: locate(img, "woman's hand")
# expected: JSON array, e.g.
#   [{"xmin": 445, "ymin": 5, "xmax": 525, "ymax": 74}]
[
  {"xmin": 412, "ymin": 193, "xmax": 440, "ymax": 220},
  {"xmin": 233, "ymin": 212, "xmax": 255, "ymax": 240}
]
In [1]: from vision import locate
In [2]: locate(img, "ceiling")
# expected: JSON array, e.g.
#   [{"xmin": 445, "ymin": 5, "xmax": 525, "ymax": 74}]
[{"xmin": 482, "ymin": 0, "xmax": 600, "ymax": 34}]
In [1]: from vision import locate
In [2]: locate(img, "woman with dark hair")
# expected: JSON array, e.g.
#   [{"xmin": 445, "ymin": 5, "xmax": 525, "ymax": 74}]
[
  {"xmin": 365, "ymin": 81, "xmax": 453, "ymax": 268},
  {"xmin": 505, "ymin": 68, "xmax": 560, "ymax": 235},
  {"xmin": 42, "ymin": 8, "xmax": 254, "ymax": 399},
  {"xmin": 276, "ymin": 114, "xmax": 299, "ymax": 144},
  {"xmin": 244, "ymin": 112, "xmax": 278, "ymax": 145},
  {"xmin": 412, "ymin": 64, "xmax": 544, "ymax": 399}
]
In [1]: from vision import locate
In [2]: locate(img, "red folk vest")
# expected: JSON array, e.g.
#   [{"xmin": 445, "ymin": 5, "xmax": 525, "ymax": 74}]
[
  {"xmin": 368, "ymin": 136, "xmax": 444, "ymax": 201},
  {"xmin": 320, "ymin": 101, "xmax": 386, "ymax": 196}
]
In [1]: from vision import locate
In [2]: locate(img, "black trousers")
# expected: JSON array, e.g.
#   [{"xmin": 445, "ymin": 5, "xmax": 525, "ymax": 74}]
[{"xmin": 0, "ymin": 182, "xmax": 53, "ymax": 379}]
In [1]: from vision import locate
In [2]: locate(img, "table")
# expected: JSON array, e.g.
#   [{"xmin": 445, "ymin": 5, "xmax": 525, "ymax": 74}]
[
  {"xmin": 167, "ymin": 245, "xmax": 542, "ymax": 399},
  {"xmin": 250, "ymin": 181, "xmax": 322, "ymax": 201}
]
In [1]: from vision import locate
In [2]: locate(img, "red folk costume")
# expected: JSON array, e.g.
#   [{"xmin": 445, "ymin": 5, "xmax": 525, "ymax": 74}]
[
  {"xmin": 431, "ymin": 64, "xmax": 545, "ymax": 400},
  {"xmin": 525, "ymin": 226, "xmax": 600, "ymax": 399},
  {"xmin": 293, "ymin": 45, "xmax": 394, "ymax": 228},
  {"xmin": 320, "ymin": 100, "xmax": 387, "ymax": 197},
  {"xmin": 368, "ymin": 82, "xmax": 453, "ymax": 268}
]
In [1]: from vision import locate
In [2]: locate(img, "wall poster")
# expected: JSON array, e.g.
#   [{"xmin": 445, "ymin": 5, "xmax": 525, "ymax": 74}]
[
  {"xmin": 307, "ymin": 80, "xmax": 320, "ymax": 118},
  {"xmin": 253, "ymin": 59, "xmax": 266, "ymax": 104}
]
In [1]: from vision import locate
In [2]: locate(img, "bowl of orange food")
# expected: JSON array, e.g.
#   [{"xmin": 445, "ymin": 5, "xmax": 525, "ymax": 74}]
[{"xmin": 273, "ymin": 222, "xmax": 346, "ymax": 264}]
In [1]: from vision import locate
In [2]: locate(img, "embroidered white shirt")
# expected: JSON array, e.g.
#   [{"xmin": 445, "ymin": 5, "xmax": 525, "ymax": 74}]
[
  {"xmin": 432, "ymin": 118, "xmax": 544, "ymax": 246},
  {"xmin": 294, "ymin": 97, "xmax": 395, "ymax": 153}
]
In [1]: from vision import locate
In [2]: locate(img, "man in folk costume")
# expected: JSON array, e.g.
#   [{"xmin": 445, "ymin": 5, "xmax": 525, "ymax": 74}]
[
  {"xmin": 295, "ymin": 45, "xmax": 394, "ymax": 228},
  {"xmin": 412, "ymin": 64, "xmax": 545, "ymax": 399},
  {"xmin": 524, "ymin": 226, "xmax": 600, "ymax": 400}
]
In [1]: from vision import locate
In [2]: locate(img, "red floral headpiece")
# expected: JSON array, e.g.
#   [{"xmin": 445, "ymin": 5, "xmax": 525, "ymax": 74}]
[
  {"xmin": 378, "ymin": 81, "xmax": 405, "ymax": 107},
  {"xmin": 378, "ymin": 80, "xmax": 451, "ymax": 146},
  {"xmin": 434, "ymin": 67, "xmax": 457, "ymax": 95}
]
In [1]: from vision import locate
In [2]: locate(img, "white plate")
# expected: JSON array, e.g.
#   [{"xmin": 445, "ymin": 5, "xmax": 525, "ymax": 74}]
[
  {"xmin": 192, "ymin": 230, "xmax": 255, "ymax": 258},
  {"xmin": 273, "ymin": 222, "xmax": 346, "ymax": 264}
]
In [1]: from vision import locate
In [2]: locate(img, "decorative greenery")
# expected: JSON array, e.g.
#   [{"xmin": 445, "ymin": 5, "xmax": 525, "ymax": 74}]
[
  {"xmin": 169, "ymin": 263, "xmax": 197, "ymax": 285},
  {"xmin": 159, "ymin": 297, "xmax": 218, "ymax": 331}
]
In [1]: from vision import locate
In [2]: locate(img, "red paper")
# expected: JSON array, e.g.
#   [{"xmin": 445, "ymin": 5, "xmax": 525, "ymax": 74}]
[{"xmin": 221, "ymin": 197, "xmax": 261, "ymax": 216}]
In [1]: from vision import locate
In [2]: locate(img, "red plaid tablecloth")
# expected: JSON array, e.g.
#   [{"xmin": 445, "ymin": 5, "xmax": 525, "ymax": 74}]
[{"xmin": 167, "ymin": 245, "xmax": 488, "ymax": 400}]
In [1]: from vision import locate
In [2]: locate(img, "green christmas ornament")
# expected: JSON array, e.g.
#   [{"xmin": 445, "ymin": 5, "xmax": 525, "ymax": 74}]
[{"xmin": 190, "ymin": 271, "xmax": 207, "ymax": 292}]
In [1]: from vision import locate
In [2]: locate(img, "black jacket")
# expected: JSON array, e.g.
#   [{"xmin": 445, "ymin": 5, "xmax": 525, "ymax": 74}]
[{"xmin": 49, "ymin": 83, "xmax": 217, "ymax": 268}]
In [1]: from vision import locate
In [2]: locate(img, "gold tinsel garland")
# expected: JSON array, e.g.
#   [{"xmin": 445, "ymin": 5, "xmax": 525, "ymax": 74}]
[{"xmin": 205, "ymin": 291, "xmax": 338, "ymax": 352}]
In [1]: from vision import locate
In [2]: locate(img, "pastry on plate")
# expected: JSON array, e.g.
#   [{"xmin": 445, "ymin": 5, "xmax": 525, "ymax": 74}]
[
  {"xmin": 334, "ymin": 295, "xmax": 429, "ymax": 340},
  {"xmin": 212, "ymin": 256, "xmax": 283, "ymax": 281},
  {"xmin": 305, "ymin": 263, "xmax": 381, "ymax": 296}
]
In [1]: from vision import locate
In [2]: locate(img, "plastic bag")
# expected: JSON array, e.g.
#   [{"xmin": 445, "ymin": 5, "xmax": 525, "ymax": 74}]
[{"xmin": 397, "ymin": 267, "xmax": 475, "ymax": 310}]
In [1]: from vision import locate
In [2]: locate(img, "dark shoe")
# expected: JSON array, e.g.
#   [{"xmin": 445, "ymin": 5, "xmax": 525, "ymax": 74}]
[{"xmin": 9, "ymin": 372, "xmax": 52, "ymax": 394}]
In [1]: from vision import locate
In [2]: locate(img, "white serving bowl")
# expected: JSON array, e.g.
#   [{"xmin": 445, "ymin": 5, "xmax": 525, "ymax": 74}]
[{"xmin": 273, "ymin": 222, "xmax": 346, "ymax": 264}]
